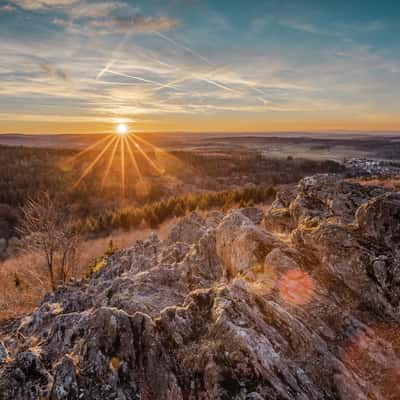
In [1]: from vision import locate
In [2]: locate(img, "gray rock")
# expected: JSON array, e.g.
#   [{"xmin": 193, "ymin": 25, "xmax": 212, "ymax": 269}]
[
  {"xmin": 0, "ymin": 342, "xmax": 7, "ymax": 364},
  {"xmin": 216, "ymin": 210, "xmax": 284, "ymax": 278},
  {"xmin": 0, "ymin": 238, "xmax": 6, "ymax": 254},
  {"xmin": 167, "ymin": 212, "xmax": 206, "ymax": 245},
  {"xmin": 50, "ymin": 355, "xmax": 79, "ymax": 400},
  {"xmin": 356, "ymin": 192, "xmax": 400, "ymax": 248},
  {"xmin": 239, "ymin": 207, "xmax": 264, "ymax": 225}
]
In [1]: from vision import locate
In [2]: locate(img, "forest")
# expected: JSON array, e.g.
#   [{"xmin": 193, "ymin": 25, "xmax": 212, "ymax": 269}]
[{"xmin": 0, "ymin": 143, "xmax": 344, "ymax": 245}]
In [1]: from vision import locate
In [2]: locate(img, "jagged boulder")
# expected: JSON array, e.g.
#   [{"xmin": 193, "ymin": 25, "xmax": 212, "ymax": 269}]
[
  {"xmin": 239, "ymin": 207, "xmax": 264, "ymax": 225},
  {"xmin": 0, "ymin": 342, "xmax": 7, "ymax": 364},
  {"xmin": 265, "ymin": 174, "xmax": 386, "ymax": 234},
  {"xmin": 263, "ymin": 185, "xmax": 297, "ymax": 233},
  {"xmin": 0, "ymin": 351, "xmax": 53, "ymax": 400},
  {"xmin": 356, "ymin": 192, "xmax": 400, "ymax": 247},
  {"xmin": 167, "ymin": 212, "xmax": 206, "ymax": 245},
  {"xmin": 216, "ymin": 210, "xmax": 284, "ymax": 278},
  {"xmin": 179, "ymin": 229, "xmax": 223, "ymax": 289},
  {"xmin": 50, "ymin": 355, "xmax": 79, "ymax": 400},
  {"xmin": 204, "ymin": 210, "xmax": 224, "ymax": 227},
  {"xmin": 292, "ymin": 175, "xmax": 385, "ymax": 224}
]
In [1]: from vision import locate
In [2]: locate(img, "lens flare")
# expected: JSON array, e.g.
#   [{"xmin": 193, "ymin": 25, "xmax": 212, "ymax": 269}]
[
  {"xmin": 279, "ymin": 269, "xmax": 315, "ymax": 305},
  {"xmin": 101, "ymin": 137, "xmax": 120, "ymax": 189},
  {"xmin": 340, "ymin": 323, "xmax": 400, "ymax": 399},
  {"xmin": 73, "ymin": 136, "xmax": 117, "ymax": 189},
  {"xmin": 66, "ymin": 129, "xmax": 192, "ymax": 202},
  {"xmin": 116, "ymin": 123, "xmax": 128, "ymax": 135}
]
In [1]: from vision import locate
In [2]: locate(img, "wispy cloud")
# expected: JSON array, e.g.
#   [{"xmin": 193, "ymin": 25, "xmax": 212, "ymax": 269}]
[
  {"xmin": 1, "ymin": 1, "xmax": 399, "ymax": 132},
  {"xmin": 39, "ymin": 62, "xmax": 68, "ymax": 81},
  {"xmin": 69, "ymin": 1, "xmax": 127, "ymax": 18},
  {"xmin": 279, "ymin": 17, "xmax": 385, "ymax": 37},
  {"xmin": 0, "ymin": 4, "xmax": 16, "ymax": 11},
  {"xmin": 281, "ymin": 20, "xmax": 320, "ymax": 34},
  {"xmin": 11, "ymin": 0, "xmax": 78, "ymax": 10},
  {"xmin": 92, "ymin": 15, "xmax": 180, "ymax": 34},
  {"xmin": 49, "ymin": 2, "xmax": 180, "ymax": 36},
  {"xmin": 1, "ymin": 31, "xmax": 395, "ymax": 126}
]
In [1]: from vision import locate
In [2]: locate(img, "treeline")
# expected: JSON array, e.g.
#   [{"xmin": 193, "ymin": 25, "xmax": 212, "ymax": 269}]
[
  {"xmin": 0, "ymin": 145, "xmax": 343, "ymax": 210},
  {"xmin": 83, "ymin": 185, "xmax": 276, "ymax": 234},
  {"xmin": 0, "ymin": 145, "xmax": 74, "ymax": 206},
  {"xmin": 0, "ymin": 143, "xmax": 343, "ymax": 242},
  {"xmin": 171, "ymin": 151, "xmax": 344, "ymax": 186},
  {"xmin": 0, "ymin": 144, "xmax": 167, "ymax": 209}
]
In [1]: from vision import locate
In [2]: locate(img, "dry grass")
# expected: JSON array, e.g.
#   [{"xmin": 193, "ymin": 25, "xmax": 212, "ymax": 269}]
[
  {"xmin": 0, "ymin": 252, "xmax": 51, "ymax": 320},
  {"xmin": 0, "ymin": 219, "xmax": 176, "ymax": 321}
]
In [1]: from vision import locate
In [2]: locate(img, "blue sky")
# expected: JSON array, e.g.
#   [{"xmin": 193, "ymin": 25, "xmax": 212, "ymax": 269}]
[{"xmin": 0, "ymin": 0, "xmax": 399, "ymax": 133}]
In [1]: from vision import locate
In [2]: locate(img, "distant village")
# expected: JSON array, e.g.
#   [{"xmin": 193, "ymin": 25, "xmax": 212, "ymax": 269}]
[{"xmin": 345, "ymin": 158, "xmax": 400, "ymax": 176}]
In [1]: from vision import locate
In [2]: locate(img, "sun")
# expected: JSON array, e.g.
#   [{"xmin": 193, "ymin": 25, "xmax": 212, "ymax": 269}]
[{"xmin": 116, "ymin": 123, "xmax": 128, "ymax": 135}]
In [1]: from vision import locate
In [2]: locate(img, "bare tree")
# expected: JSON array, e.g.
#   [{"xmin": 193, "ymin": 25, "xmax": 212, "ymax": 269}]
[{"xmin": 17, "ymin": 192, "xmax": 80, "ymax": 290}]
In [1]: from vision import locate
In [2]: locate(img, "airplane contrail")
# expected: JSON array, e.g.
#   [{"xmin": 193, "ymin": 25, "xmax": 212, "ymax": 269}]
[
  {"xmin": 155, "ymin": 32, "xmax": 213, "ymax": 66},
  {"xmin": 134, "ymin": 48, "xmax": 177, "ymax": 70},
  {"xmin": 106, "ymin": 69, "xmax": 163, "ymax": 85},
  {"xmin": 97, "ymin": 59, "xmax": 116, "ymax": 80},
  {"xmin": 201, "ymin": 77, "xmax": 240, "ymax": 94},
  {"xmin": 96, "ymin": 33, "xmax": 130, "ymax": 80},
  {"xmin": 97, "ymin": 31, "xmax": 268, "ymax": 105},
  {"xmin": 151, "ymin": 65, "xmax": 229, "ymax": 93}
]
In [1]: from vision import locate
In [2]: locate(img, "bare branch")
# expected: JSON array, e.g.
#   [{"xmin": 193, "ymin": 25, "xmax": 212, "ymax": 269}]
[{"xmin": 18, "ymin": 192, "xmax": 81, "ymax": 290}]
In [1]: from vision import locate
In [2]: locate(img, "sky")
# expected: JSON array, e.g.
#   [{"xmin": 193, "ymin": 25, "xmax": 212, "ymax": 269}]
[{"xmin": 0, "ymin": 0, "xmax": 399, "ymax": 134}]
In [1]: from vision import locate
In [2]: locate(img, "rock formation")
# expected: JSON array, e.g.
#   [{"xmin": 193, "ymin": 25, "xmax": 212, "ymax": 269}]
[{"xmin": 1, "ymin": 175, "xmax": 400, "ymax": 399}]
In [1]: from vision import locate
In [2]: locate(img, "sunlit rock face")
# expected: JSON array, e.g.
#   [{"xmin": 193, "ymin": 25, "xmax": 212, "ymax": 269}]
[{"xmin": 1, "ymin": 177, "xmax": 400, "ymax": 399}]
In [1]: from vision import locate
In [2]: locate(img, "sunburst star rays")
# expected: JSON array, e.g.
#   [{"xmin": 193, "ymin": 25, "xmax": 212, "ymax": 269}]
[
  {"xmin": 72, "ymin": 135, "xmax": 118, "ymax": 189},
  {"xmin": 101, "ymin": 136, "xmax": 120, "ymax": 189}
]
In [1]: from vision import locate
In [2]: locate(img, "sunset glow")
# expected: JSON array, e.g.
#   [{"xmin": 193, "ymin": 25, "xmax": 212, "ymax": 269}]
[
  {"xmin": 0, "ymin": 1, "xmax": 399, "ymax": 134},
  {"xmin": 70, "ymin": 130, "xmax": 169, "ymax": 201},
  {"xmin": 116, "ymin": 124, "xmax": 128, "ymax": 136}
]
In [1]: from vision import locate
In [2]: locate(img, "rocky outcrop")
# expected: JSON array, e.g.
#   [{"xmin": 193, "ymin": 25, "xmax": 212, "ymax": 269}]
[
  {"xmin": 239, "ymin": 207, "xmax": 264, "ymax": 225},
  {"xmin": 216, "ymin": 210, "xmax": 284, "ymax": 278},
  {"xmin": 265, "ymin": 175, "xmax": 386, "ymax": 232},
  {"xmin": 1, "ymin": 176, "xmax": 400, "ymax": 399},
  {"xmin": 356, "ymin": 192, "xmax": 400, "ymax": 247}
]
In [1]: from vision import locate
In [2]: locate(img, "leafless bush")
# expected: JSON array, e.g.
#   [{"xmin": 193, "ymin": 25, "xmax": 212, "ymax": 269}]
[
  {"xmin": 17, "ymin": 192, "xmax": 81, "ymax": 290},
  {"xmin": 0, "ymin": 217, "xmax": 175, "ymax": 319}
]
